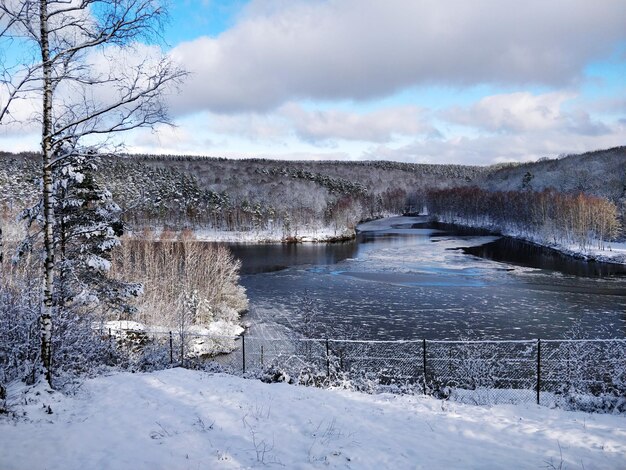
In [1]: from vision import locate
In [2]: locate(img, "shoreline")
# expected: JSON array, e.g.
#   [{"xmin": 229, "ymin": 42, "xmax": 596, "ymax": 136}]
[
  {"xmin": 127, "ymin": 214, "xmax": 626, "ymax": 267},
  {"xmin": 128, "ymin": 226, "xmax": 357, "ymax": 244},
  {"xmin": 426, "ymin": 216, "xmax": 626, "ymax": 267}
]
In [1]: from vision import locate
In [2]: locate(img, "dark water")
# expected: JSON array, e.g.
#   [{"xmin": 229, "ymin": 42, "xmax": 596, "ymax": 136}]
[
  {"xmin": 462, "ymin": 236, "xmax": 626, "ymax": 278},
  {"xmin": 228, "ymin": 216, "xmax": 626, "ymax": 341},
  {"xmin": 229, "ymin": 242, "xmax": 358, "ymax": 274}
]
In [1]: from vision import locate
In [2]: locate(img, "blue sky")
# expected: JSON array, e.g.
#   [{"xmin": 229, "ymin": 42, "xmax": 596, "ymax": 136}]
[{"xmin": 2, "ymin": 0, "xmax": 625, "ymax": 165}]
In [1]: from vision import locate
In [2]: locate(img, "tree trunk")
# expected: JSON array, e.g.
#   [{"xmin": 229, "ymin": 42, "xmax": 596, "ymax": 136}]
[{"xmin": 40, "ymin": 0, "xmax": 54, "ymax": 386}]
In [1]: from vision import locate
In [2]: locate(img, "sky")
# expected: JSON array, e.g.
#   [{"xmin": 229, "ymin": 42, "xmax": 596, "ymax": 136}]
[{"xmin": 2, "ymin": 0, "xmax": 626, "ymax": 165}]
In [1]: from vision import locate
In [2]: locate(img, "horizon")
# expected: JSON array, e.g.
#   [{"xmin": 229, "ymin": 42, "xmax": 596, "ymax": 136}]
[{"xmin": 3, "ymin": 144, "xmax": 624, "ymax": 169}]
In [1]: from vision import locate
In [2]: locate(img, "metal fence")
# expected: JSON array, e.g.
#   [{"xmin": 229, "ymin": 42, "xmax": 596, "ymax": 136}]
[{"xmin": 117, "ymin": 330, "xmax": 626, "ymax": 410}]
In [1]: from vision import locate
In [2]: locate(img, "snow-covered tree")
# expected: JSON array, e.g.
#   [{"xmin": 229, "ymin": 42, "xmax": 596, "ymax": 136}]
[
  {"xmin": 52, "ymin": 147, "xmax": 141, "ymax": 315},
  {"xmin": 0, "ymin": 0, "xmax": 185, "ymax": 384}
]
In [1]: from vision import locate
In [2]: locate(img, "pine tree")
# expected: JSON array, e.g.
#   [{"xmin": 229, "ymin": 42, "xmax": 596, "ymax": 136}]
[{"xmin": 53, "ymin": 147, "xmax": 142, "ymax": 317}]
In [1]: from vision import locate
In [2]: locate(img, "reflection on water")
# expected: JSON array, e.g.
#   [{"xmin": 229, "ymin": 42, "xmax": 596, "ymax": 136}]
[
  {"xmin": 227, "ymin": 216, "xmax": 626, "ymax": 341},
  {"xmin": 228, "ymin": 241, "xmax": 358, "ymax": 274},
  {"xmin": 462, "ymin": 236, "xmax": 626, "ymax": 277}
]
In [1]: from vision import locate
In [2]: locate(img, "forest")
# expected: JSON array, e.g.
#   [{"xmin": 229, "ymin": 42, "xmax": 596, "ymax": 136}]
[
  {"xmin": 427, "ymin": 187, "xmax": 621, "ymax": 251},
  {"xmin": 2, "ymin": 147, "xmax": 624, "ymax": 243},
  {"xmin": 0, "ymin": 150, "xmax": 483, "ymax": 240}
]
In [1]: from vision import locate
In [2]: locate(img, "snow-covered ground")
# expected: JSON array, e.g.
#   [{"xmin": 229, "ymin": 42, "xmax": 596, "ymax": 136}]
[
  {"xmin": 132, "ymin": 224, "xmax": 357, "ymax": 243},
  {"xmin": 101, "ymin": 320, "xmax": 244, "ymax": 357},
  {"xmin": 2, "ymin": 369, "xmax": 625, "ymax": 469}
]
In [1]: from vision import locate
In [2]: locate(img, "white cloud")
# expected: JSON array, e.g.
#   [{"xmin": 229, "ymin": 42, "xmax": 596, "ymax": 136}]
[
  {"xmin": 279, "ymin": 103, "xmax": 435, "ymax": 143},
  {"xmin": 364, "ymin": 121, "xmax": 626, "ymax": 165},
  {"xmin": 442, "ymin": 91, "xmax": 611, "ymax": 135},
  {"xmin": 156, "ymin": 103, "xmax": 436, "ymax": 148},
  {"xmin": 129, "ymin": 123, "xmax": 208, "ymax": 153},
  {"xmin": 169, "ymin": 0, "xmax": 626, "ymax": 114},
  {"xmin": 209, "ymin": 112, "xmax": 289, "ymax": 141},
  {"xmin": 122, "ymin": 88, "xmax": 625, "ymax": 164}
]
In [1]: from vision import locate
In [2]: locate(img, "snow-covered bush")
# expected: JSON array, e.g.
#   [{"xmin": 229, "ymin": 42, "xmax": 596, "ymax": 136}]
[
  {"xmin": 0, "ymin": 267, "xmax": 120, "ymax": 390},
  {"xmin": 0, "ymin": 273, "xmax": 39, "ymax": 385}
]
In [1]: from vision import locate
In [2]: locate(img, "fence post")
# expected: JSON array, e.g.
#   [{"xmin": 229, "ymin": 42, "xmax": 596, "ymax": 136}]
[
  {"xmin": 326, "ymin": 339, "xmax": 330, "ymax": 379},
  {"xmin": 536, "ymin": 338, "xmax": 541, "ymax": 405},
  {"xmin": 108, "ymin": 328, "xmax": 112, "ymax": 361},
  {"xmin": 242, "ymin": 333, "xmax": 246, "ymax": 374},
  {"xmin": 169, "ymin": 331, "xmax": 173, "ymax": 364},
  {"xmin": 422, "ymin": 338, "xmax": 427, "ymax": 395},
  {"xmin": 48, "ymin": 343, "xmax": 52, "ymax": 384},
  {"xmin": 180, "ymin": 332, "xmax": 184, "ymax": 367}
]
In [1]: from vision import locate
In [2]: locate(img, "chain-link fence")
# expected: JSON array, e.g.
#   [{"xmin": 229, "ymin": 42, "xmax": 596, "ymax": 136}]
[
  {"xmin": 540, "ymin": 339, "xmax": 626, "ymax": 411},
  {"xmin": 425, "ymin": 339, "xmax": 539, "ymax": 405},
  {"xmin": 110, "ymin": 328, "xmax": 626, "ymax": 411}
]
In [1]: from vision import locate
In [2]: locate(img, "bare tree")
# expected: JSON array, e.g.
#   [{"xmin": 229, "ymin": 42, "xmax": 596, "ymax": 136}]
[{"xmin": 0, "ymin": 0, "xmax": 186, "ymax": 384}]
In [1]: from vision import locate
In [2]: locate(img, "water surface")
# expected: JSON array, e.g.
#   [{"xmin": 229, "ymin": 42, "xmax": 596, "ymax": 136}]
[{"xmin": 230, "ymin": 216, "xmax": 626, "ymax": 341}]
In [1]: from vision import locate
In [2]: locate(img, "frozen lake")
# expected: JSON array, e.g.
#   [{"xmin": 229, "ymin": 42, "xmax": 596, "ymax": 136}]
[{"xmin": 230, "ymin": 216, "xmax": 626, "ymax": 340}]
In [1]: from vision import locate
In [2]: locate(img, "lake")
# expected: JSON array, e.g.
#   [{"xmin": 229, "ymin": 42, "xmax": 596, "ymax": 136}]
[{"xmin": 229, "ymin": 216, "xmax": 626, "ymax": 341}]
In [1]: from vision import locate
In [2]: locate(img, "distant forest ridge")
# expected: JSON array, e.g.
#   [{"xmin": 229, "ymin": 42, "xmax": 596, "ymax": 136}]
[{"xmin": 1, "ymin": 146, "xmax": 624, "ymax": 241}]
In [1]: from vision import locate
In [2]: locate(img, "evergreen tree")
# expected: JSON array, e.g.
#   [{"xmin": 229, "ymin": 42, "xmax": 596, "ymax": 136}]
[{"xmin": 53, "ymin": 147, "xmax": 142, "ymax": 317}]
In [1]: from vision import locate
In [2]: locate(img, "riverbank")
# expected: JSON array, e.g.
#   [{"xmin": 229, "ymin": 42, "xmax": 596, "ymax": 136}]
[
  {"xmin": 422, "ymin": 215, "xmax": 626, "ymax": 267},
  {"xmin": 129, "ymin": 214, "xmax": 626, "ymax": 266},
  {"xmin": 129, "ymin": 225, "xmax": 357, "ymax": 244}
]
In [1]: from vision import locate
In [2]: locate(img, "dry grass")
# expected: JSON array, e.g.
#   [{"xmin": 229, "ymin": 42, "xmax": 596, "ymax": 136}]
[{"xmin": 111, "ymin": 230, "xmax": 248, "ymax": 328}]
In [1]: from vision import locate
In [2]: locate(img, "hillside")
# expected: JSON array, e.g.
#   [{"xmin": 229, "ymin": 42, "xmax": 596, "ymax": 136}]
[
  {"xmin": 0, "ymin": 151, "xmax": 482, "ymax": 240},
  {"xmin": 1, "ymin": 147, "xmax": 625, "ymax": 240},
  {"xmin": 479, "ymin": 147, "xmax": 626, "ymax": 200}
]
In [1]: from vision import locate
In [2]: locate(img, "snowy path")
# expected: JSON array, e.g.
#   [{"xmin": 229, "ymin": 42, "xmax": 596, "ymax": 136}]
[{"xmin": 1, "ymin": 369, "xmax": 625, "ymax": 469}]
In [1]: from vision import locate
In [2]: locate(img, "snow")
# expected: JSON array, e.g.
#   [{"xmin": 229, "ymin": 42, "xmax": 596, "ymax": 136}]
[
  {"xmin": 561, "ymin": 240, "xmax": 626, "ymax": 265},
  {"xmin": 186, "ymin": 322, "xmax": 244, "ymax": 357},
  {"xmin": 102, "ymin": 320, "xmax": 146, "ymax": 332},
  {"xmin": 100, "ymin": 320, "xmax": 244, "ymax": 357},
  {"xmin": 188, "ymin": 321, "xmax": 244, "ymax": 337},
  {"xmin": 101, "ymin": 320, "xmax": 243, "ymax": 338},
  {"xmin": 131, "ymin": 224, "xmax": 356, "ymax": 244},
  {"xmin": 2, "ymin": 369, "xmax": 625, "ymax": 469},
  {"xmin": 86, "ymin": 254, "xmax": 112, "ymax": 272},
  {"xmin": 193, "ymin": 225, "xmax": 355, "ymax": 243}
]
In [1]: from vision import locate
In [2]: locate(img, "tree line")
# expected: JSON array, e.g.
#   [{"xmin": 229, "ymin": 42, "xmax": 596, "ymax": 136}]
[{"xmin": 426, "ymin": 187, "xmax": 621, "ymax": 251}]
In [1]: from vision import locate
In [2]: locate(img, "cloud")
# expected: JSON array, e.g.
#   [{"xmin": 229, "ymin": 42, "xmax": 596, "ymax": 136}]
[
  {"xmin": 169, "ymin": 0, "xmax": 626, "ymax": 114},
  {"xmin": 279, "ymin": 103, "xmax": 436, "ymax": 143},
  {"xmin": 364, "ymin": 120, "xmax": 626, "ymax": 165},
  {"xmin": 173, "ymin": 103, "xmax": 436, "ymax": 146},
  {"xmin": 442, "ymin": 91, "xmax": 612, "ymax": 135},
  {"xmin": 124, "ymin": 88, "xmax": 624, "ymax": 164},
  {"xmin": 129, "ymin": 123, "xmax": 209, "ymax": 153},
  {"xmin": 209, "ymin": 112, "xmax": 289, "ymax": 141}
]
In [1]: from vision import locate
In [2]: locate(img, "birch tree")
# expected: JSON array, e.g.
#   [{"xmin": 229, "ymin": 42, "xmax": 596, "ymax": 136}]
[{"xmin": 0, "ymin": 0, "xmax": 185, "ymax": 384}]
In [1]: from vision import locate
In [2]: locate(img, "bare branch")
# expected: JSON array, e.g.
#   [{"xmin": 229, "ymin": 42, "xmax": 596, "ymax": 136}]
[{"xmin": 1, "ymin": 0, "xmax": 186, "ymax": 385}]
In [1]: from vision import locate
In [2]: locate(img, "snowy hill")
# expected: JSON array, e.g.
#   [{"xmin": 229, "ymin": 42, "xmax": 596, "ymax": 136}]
[
  {"xmin": 1, "ymin": 368, "xmax": 625, "ymax": 469},
  {"xmin": 2, "ymin": 146, "xmax": 625, "ymax": 240},
  {"xmin": 479, "ymin": 146, "xmax": 626, "ymax": 201}
]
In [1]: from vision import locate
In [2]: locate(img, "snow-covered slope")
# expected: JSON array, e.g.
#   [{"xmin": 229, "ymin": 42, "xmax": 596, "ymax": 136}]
[{"xmin": 1, "ymin": 369, "xmax": 625, "ymax": 469}]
